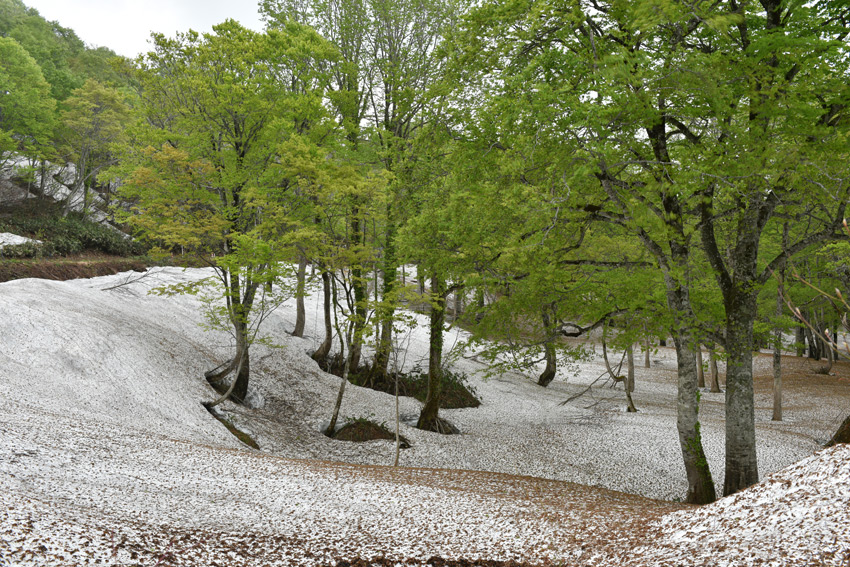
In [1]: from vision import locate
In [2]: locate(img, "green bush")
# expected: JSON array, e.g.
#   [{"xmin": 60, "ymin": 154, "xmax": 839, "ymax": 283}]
[{"xmin": 0, "ymin": 210, "xmax": 147, "ymax": 257}]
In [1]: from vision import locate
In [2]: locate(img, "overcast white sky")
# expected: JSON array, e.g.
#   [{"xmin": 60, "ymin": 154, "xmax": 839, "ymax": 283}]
[{"xmin": 23, "ymin": 0, "xmax": 266, "ymax": 58}]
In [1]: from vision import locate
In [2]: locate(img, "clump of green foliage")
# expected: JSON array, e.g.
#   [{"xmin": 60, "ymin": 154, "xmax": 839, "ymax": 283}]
[
  {"xmin": 0, "ymin": 205, "xmax": 146, "ymax": 258},
  {"xmin": 347, "ymin": 366, "xmax": 480, "ymax": 409}
]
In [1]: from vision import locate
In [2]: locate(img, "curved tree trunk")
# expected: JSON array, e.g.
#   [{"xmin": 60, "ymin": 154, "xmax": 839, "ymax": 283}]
[
  {"xmin": 537, "ymin": 306, "xmax": 557, "ymax": 387},
  {"xmin": 625, "ymin": 344, "xmax": 637, "ymax": 413},
  {"xmin": 312, "ymin": 270, "xmax": 333, "ymax": 365},
  {"xmin": 673, "ymin": 334, "xmax": 716, "ymax": 504},
  {"xmin": 292, "ymin": 256, "xmax": 307, "ymax": 338},
  {"xmin": 417, "ymin": 275, "xmax": 445, "ymax": 432},
  {"xmin": 826, "ymin": 414, "xmax": 850, "ymax": 447}
]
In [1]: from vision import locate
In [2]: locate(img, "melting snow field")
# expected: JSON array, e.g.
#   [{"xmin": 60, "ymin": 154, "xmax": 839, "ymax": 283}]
[{"xmin": 1, "ymin": 267, "xmax": 848, "ymax": 566}]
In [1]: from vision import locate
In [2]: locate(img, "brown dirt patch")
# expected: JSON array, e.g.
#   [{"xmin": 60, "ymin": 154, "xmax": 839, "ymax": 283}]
[
  {"xmin": 332, "ymin": 420, "xmax": 411, "ymax": 448},
  {"xmin": 0, "ymin": 253, "xmax": 150, "ymax": 283}
]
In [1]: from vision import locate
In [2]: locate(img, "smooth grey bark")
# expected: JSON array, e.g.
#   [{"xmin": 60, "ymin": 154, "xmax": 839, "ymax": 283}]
[
  {"xmin": 599, "ymin": 168, "xmax": 715, "ymax": 503},
  {"xmin": 708, "ymin": 346, "xmax": 721, "ymax": 393},
  {"xmin": 538, "ymin": 306, "xmax": 557, "ymax": 387},
  {"xmin": 417, "ymin": 275, "xmax": 445, "ymax": 432},
  {"xmin": 696, "ymin": 347, "xmax": 705, "ymax": 389},
  {"xmin": 795, "ymin": 324, "xmax": 807, "ymax": 357},
  {"xmin": 625, "ymin": 344, "xmax": 637, "ymax": 413},
  {"xmin": 293, "ymin": 256, "xmax": 307, "ymax": 338},
  {"xmin": 722, "ymin": 291, "xmax": 760, "ymax": 496},
  {"xmin": 672, "ymin": 334, "xmax": 716, "ymax": 504},
  {"xmin": 349, "ymin": 216, "xmax": 367, "ymax": 372},
  {"xmin": 772, "ymin": 277, "xmax": 784, "ymax": 421},
  {"xmin": 311, "ymin": 270, "xmax": 333, "ymax": 364},
  {"xmin": 326, "ymin": 278, "xmax": 351, "ymax": 437},
  {"xmin": 372, "ymin": 222, "xmax": 397, "ymax": 379}
]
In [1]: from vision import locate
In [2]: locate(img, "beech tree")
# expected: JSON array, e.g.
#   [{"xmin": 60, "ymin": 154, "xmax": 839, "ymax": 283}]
[
  {"xmin": 450, "ymin": 0, "xmax": 849, "ymax": 502},
  {"xmin": 119, "ymin": 20, "xmax": 336, "ymax": 403},
  {"xmin": 58, "ymin": 79, "xmax": 131, "ymax": 215},
  {"xmin": 263, "ymin": 0, "xmax": 460, "ymax": 378},
  {"xmin": 0, "ymin": 36, "xmax": 55, "ymax": 171}
]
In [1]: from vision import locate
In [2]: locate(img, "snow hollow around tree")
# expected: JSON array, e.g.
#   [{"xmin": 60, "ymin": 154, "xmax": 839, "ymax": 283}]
[{"xmin": 1, "ymin": 267, "xmax": 848, "ymax": 566}]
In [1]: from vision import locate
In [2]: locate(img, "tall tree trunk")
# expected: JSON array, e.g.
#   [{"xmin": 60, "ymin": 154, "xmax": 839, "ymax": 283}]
[
  {"xmin": 803, "ymin": 322, "xmax": 820, "ymax": 360},
  {"xmin": 772, "ymin": 341, "xmax": 782, "ymax": 422},
  {"xmin": 696, "ymin": 346, "xmax": 705, "ymax": 389},
  {"xmin": 673, "ymin": 334, "xmax": 716, "ymax": 504},
  {"xmin": 826, "ymin": 414, "xmax": 850, "ymax": 447},
  {"xmin": 372, "ymin": 227, "xmax": 397, "ymax": 379},
  {"xmin": 417, "ymin": 275, "xmax": 445, "ymax": 432},
  {"xmin": 417, "ymin": 264, "xmax": 425, "ymax": 295},
  {"xmin": 293, "ymin": 256, "xmax": 307, "ymax": 338},
  {"xmin": 326, "ymin": 280, "xmax": 351, "ymax": 437},
  {"xmin": 644, "ymin": 335, "xmax": 651, "ymax": 368},
  {"xmin": 795, "ymin": 324, "xmax": 806, "ymax": 357},
  {"xmin": 228, "ymin": 319, "xmax": 251, "ymax": 403},
  {"xmin": 349, "ymin": 216, "xmax": 367, "ymax": 372},
  {"xmin": 723, "ymin": 292, "xmax": 760, "ymax": 496},
  {"xmin": 312, "ymin": 270, "xmax": 333, "ymax": 365},
  {"xmin": 625, "ymin": 344, "xmax": 637, "ymax": 413},
  {"xmin": 537, "ymin": 306, "xmax": 557, "ymax": 387},
  {"xmin": 772, "ymin": 276, "xmax": 784, "ymax": 421},
  {"xmin": 708, "ymin": 346, "xmax": 721, "ymax": 393}
]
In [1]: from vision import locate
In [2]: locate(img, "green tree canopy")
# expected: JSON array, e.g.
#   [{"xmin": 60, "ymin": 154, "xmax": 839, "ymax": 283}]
[{"xmin": 0, "ymin": 35, "xmax": 55, "ymax": 169}]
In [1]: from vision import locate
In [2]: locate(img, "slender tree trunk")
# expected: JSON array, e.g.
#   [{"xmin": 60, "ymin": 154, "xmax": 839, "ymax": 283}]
[
  {"xmin": 537, "ymin": 306, "xmax": 557, "ymax": 387},
  {"xmin": 474, "ymin": 288, "xmax": 485, "ymax": 323},
  {"xmin": 417, "ymin": 264, "xmax": 425, "ymax": 295},
  {"xmin": 349, "ymin": 216, "xmax": 367, "ymax": 372},
  {"xmin": 204, "ymin": 349, "xmax": 246, "ymax": 409},
  {"xmin": 228, "ymin": 319, "xmax": 250, "ymax": 403},
  {"xmin": 673, "ymin": 334, "xmax": 716, "ymax": 504},
  {"xmin": 795, "ymin": 324, "xmax": 806, "ymax": 357},
  {"xmin": 417, "ymin": 275, "xmax": 445, "ymax": 432},
  {"xmin": 394, "ymin": 371, "xmax": 401, "ymax": 466},
  {"xmin": 326, "ymin": 283, "xmax": 351, "ymax": 436},
  {"xmin": 826, "ymin": 414, "xmax": 850, "ymax": 447},
  {"xmin": 708, "ymin": 346, "xmax": 721, "ymax": 393},
  {"xmin": 312, "ymin": 270, "xmax": 333, "ymax": 365},
  {"xmin": 804, "ymin": 323, "xmax": 820, "ymax": 360},
  {"xmin": 696, "ymin": 346, "xmax": 705, "ymax": 389},
  {"xmin": 625, "ymin": 344, "xmax": 637, "ymax": 412},
  {"xmin": 372, "ymin": 229, "xmax": 397, "ymax": 379},
  {"xmin": 772, "ymin": 272, "xmax": 784, "ymax": 421},
  {"xmin": 293, "ymin": 256, "xmax": 307, "ymax": 338},
  {"xmin": 644, "ymin": 335, "xmax": 651, "ymax": 368}
]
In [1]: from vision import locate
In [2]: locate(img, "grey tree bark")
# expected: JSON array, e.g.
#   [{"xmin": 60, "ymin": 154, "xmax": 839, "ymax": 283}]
[
  {"xmin": 417, "ymin": 275, "xmax": 446, "ymax": 432},
  {"xmin": 311, "ymin": 270, "xmax": 333, "ymax": 365},
  {"xmin": 293, "ymin": 256, "xmax": 307, "ymax": 338}
]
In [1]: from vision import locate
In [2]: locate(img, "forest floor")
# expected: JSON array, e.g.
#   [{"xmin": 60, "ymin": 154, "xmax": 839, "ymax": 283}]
[{"xmin": 0, "ymin": 266, "xmax": 848, "ymax": 566}]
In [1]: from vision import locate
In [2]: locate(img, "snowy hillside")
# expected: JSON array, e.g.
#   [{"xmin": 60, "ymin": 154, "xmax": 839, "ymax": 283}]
[{"xmin": 0, "ymin": 268, "xmax": 848, "ymax": 565}]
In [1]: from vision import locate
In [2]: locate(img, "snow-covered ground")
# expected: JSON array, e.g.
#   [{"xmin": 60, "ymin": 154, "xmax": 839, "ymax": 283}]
[
  {"xmin": 0, "ymin": 233, "xmax": 40, "ymax": 248},
  {"xmin": 1, "ymin": 267, "xmax": 848, "ymax": 566}
]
